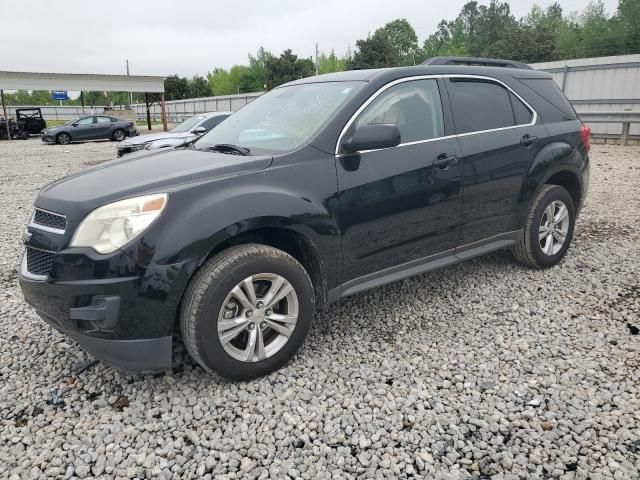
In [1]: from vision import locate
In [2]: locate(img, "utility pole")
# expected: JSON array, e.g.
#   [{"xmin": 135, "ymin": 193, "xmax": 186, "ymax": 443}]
[
  {"xmin": 315, "ymin": 43, "xmax": 319, "ymax": 76},
  {"xmin": 126, "ymin": 59, "xmax": 133, "ymax": 107},
  {"xmin": 1, "ymin": 89, "xmax": 10, "ymax": 141}
]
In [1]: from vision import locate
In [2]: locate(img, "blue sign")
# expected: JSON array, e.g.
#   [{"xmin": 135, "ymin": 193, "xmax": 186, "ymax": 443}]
[{"xmin": 52, "ymin": 90, "xmax": 69, "ymax": 101}]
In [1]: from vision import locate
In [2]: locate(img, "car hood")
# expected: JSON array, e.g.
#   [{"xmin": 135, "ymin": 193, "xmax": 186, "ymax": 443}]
[
  {"xmin": 119, "ymin": 131, "xmax": 192, "ymax": 146},
  {"xmin": 36, "ymin": 148, "xmax": 273, "ymax": 221}
]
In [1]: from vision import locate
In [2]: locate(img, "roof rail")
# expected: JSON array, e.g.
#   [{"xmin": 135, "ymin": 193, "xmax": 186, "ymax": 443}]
[{"xmin": 421, "ymin": 56, "xmax": 533, "ymax": 70}]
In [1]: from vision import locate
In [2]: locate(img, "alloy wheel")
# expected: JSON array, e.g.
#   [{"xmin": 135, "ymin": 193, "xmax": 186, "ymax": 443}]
[
  {"xmin": 217, "ymin": 273, "xmax": 299, "ymax": 362},
  {"xmin": 538, "ymin": 200, "xmax": 570, "ymax": 256}
]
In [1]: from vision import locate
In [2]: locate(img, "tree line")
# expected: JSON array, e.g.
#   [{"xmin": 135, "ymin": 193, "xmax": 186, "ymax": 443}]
[{"xmin": 5, "ymin": 0, "xmax": 639, "ymax": 105}]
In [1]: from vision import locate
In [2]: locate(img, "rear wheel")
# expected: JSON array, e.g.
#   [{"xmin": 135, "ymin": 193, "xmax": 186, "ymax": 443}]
[
  {"xmin": 180, "ymin": 244, "xmax": 315, "ymax": 380},
  {"xmin": 112, "ymin": 129, "xmax": 126, "ymax": 141},
  {"xmin": 56, "ymin": 132, "xmax": 71, "ymax": 145},
  {"xmin": 513, "ymin": 184, "xmax": 575, "ymax": 268}
]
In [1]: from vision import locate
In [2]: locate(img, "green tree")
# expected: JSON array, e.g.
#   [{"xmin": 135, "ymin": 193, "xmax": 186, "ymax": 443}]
[
  {"xmin": 617, "ymin": 0, "xmax": 640, "ymax": 51},
  {"xmin": 265, "ymin": 49, "xmax": 315, "ymax": 89},
  {"xmin": 347, "ymin": 29, "xmax": 397, "ymax": 69},
  {"xmin": 188, "ymin": 75, "xmax": 210, "ymax": 98},
  {"xmin": 381, "ymin": 19, "xmax": 419, "ymax": 65},
  {"xmin": 318, "ymin": 49, "xmax": 347, "ymax": 74},
  {"xmin": 164, "ymin": 75, "xmax": 190, "ymax": 100},
  {"xmin": 422, "ymin": 18, "xmax": 469, "ymax": 59}
]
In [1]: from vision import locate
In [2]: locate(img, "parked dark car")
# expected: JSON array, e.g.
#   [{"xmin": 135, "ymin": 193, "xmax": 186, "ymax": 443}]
[
  {"xmin": 41, "ymin": 115, "xmax": 137, "ymax": 145},
  {"xmin": 16, "ymin": 108, "xmax": 47, "ymax": 134},
  {"xmin": 116, "ymin": 111, "xmax": 231, "ymax": 157},
  {"xmin": 20, "ymin": 57, "xmax": 590, "ymax": 380}
]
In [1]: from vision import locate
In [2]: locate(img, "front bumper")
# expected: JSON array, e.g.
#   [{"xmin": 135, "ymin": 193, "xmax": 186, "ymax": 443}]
[
  {"xmin": 19, "ymin": 252, "xmax": 199, "ymax": 372},
  {"xmin": 42, "ymin": 133, "xmax": 56, "ymax": 144},
  {"xmin": 117, "ymin": 143, "xmax": 146, "ymax": 157}
]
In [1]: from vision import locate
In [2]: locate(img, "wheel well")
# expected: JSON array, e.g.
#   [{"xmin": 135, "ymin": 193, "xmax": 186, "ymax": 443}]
[
  {"xmin": 56, "ymin": 131, "xmax": 70, "ymax": 140},
  {"xmin": 207, "ymin": 227, "xmax": 327, "ymax": 306},
  {"xmin": 546, "ymin": 171, "xmax": 581, "ymax": 210}
]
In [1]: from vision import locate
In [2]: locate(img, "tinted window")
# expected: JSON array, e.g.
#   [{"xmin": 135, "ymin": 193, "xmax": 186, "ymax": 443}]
[
  {"xmin": 518, "ymin": 78, "xmax": 576, "ymax": 119},
  {"xmin": 76, "ymin": 116, "xmax": 94, "ymax": 125},
  {"xmin": 354, "ymin": 79, "xmax": 444, "ymax": 144},
  {"xmin": 510, "ymin": 92, "xmax": 533, "ymax": 125},
  {"xmin": 96, "ymin": 116, "xmax": 112, "ymax": 124},
  {"xmin": 200, "ymin": 115, "xmax": 227, "ymax": 131},
  {"xmin": 449, "ymin": 80, "xmax": 515, "ymax": 134}
]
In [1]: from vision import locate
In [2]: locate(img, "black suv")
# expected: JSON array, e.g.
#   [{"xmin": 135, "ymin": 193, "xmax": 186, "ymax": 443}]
[{"xmin": 19, "ymin": 58, "xmax": 590, "ymax": 380}]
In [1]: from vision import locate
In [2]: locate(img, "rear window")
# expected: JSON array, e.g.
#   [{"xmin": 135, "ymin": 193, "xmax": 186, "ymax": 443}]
[
  {"xmin": 518, "ymin": 78, "xmax": 576, "ymax": 119},
  {"xmin": 448, "ymin": 79, "xmax": 515, "ymax": 134}
]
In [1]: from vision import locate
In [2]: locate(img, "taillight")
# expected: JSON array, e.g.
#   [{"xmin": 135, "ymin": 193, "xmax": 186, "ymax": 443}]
[{"xmin": 580, "ymin": 123, "xmax": 591, "ymax": 152}]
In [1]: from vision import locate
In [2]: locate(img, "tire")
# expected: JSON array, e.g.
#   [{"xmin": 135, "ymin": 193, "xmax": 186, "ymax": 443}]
[
  {"xmin": 112, "ymin": 129, "xmax": 126, "ymax": 141},
  {"xmin": 513, "ymin": 184, "xmax": 576, "ymax": 268},
  {"xmin": 180, "ymin": 244, "xmax": 315, "ymax": 380},
  {"xmin": 56, "ymin": 132, "xmax": 71, "ymax": 145}
]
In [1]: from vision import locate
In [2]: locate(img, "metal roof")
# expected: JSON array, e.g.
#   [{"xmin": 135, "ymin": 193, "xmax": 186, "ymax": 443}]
[{"xmin": 0, "ymin": 71, "xmax": 164, "ymax": 92}]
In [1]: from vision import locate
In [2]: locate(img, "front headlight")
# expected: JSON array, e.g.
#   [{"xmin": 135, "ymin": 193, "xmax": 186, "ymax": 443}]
[{"xmin": 70, "ymin": 193, "xmax": 167, "ymax": 254}]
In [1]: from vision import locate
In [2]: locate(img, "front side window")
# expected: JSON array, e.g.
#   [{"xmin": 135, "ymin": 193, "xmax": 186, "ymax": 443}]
[
  {"xmin": 76, "ymin": 116, "xmax": 94, "ymax": 125},
  {"xmin": 197, "ymin": 81, "xmax": 364, "ymax": 155},
  {"xmin": 200, "ymin": 115, "xmax": 228, "ymax": 132},
  {"xmin": 448, "ymin": 79, "xmax": 519, "ymax": 134},
  {"xmin": 172, "ymin": 115, "xmax": 207, "ymax": 133},
  {"xmin": 354, "ymin": 79, "xmax": 444, "ymax": 145}
]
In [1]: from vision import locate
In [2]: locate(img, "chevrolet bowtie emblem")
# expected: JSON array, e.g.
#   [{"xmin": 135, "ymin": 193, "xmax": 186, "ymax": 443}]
[{"xmin": 22, "ymin": 230, "xmax": 32, "ymax": 243}]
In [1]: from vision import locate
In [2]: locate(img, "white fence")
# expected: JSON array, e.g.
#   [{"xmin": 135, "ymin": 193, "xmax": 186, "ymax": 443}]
[
  {"xmin": 531, "ymin": 54, "xmax": 640, "ymax": 140},
  {"xmin": 131, "ymin": 93, "xmax": 263, "ymax": 123}
]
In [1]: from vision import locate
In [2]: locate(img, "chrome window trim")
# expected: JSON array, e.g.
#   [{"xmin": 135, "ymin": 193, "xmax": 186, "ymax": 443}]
[
  {"xmin": 30, "ymin": 207, "xmax": 66, "ymax": 235},
  {"xmin": 334, "ymin": 74, "xmax": 538, "ymax": 156}
]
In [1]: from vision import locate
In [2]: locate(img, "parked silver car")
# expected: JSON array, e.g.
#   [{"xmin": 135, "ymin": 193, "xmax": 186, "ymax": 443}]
[{"xmin": 116, "ymin": 111, "xmax": 231, "ymax": 157}]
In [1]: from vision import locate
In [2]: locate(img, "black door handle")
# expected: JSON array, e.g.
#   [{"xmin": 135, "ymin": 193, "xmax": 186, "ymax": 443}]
[
  {"xmin": 520, "ymin": 134, "xmax": 538, "ymax": 146},
  {"xmin": 433, "ymin": 153, "xmax": 458, "ymax": 170}
]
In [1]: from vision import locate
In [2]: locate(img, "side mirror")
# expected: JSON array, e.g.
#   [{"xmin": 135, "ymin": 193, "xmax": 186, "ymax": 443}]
[
  {"xmin": 342, "ymin": 124, "xmax": 401, "ymax": 154},
  {"xmin": 72, "ymin": 123, "xmax": 78, "ymax": 127},
  {"xmin": 192, "ymin": 126, "xmax": 207, "ymax": 135}
]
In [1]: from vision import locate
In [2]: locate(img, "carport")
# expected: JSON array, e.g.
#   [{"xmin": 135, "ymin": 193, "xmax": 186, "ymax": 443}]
[{"xmin": 0, "ymin": 71, "xmax": 166, "ymax": 140}]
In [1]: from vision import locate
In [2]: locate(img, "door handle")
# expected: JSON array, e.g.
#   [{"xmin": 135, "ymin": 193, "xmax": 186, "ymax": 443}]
[
  {"xmin": 433, "ymin": 153, "xmax": 458, "ymax": 170},
  {"xmin": 520, "ymin": 134, "xmax": 538, "ymax": 147}
]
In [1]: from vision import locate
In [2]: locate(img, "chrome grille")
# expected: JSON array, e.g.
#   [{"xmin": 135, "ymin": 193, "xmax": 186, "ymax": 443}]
[
  {"xmin": 33, "ymin": 208, "xmax": 67, "ymax": 231},
  {"xmin": 26, "ymin": 247, "xmax": 55, "ymax": 276}
]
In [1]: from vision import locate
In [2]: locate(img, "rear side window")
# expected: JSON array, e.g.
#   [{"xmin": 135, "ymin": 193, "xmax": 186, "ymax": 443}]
[
  {"xmin": 448, "ymin": 79, "xmax": 515, "ymax": 134},
  {"xmin": 518, "ymin": 78, "xmax": 576, "ymax": 119},
  {"xmin": 96, "ymin": 116, "xmax": 111, "ymax": 124},
  {"xmin": 510, "ymin": 92, "xmax": 533, "ymax": 125},
  {"xmin": 354, "ymin": 78, "xmax": 445, "ymax": 144}
]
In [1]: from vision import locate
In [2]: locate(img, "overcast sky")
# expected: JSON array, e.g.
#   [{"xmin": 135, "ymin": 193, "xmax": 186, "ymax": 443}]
[{"xmin": 1, "ymin": 0, "xmax": 619, "ymax": 78}]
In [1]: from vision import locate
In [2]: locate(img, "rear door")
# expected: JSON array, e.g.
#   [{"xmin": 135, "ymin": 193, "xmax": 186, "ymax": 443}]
[
  {"xmin": 337, "ymin": 77, "xmax": 463, "ymax": 282},
  {"xmin": 444, "ymin": 76, "xmax": 548, "ymax": 246},
  {"xmin": 94, "ymin": 116, "xmax": 114, "ymax": 139}
]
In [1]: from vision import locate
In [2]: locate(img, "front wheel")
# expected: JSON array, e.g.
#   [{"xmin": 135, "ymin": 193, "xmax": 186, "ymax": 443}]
[
  {"xmin": 56, "ymin": 132, "xmax": 71, "ymax": 145},
  {"xmin": 180, "ymin": 244, "xmax": 315, "ymax": 380},
  {"xmin": 513, "ymin": 184, "xmax": 576, "ymax": 268}
]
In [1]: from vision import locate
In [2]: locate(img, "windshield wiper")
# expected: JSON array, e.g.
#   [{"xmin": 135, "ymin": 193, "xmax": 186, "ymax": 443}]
[{"xmin": 201, "ymin": 143, "xmax": 251, "ymax": 156}]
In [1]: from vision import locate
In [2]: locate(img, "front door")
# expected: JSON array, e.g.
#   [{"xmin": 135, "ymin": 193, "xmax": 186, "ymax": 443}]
[
  {"xmin": 337, "ymin": 78, "xmax": 462, "ymax": 283},
  {"xmin": 73, "ymin": 116, "xmax": 96, "ymax": 140}
]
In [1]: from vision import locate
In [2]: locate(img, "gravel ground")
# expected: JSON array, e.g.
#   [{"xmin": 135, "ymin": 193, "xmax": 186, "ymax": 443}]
[{"xmin": 0, "ymin": 139, "xmax": 639, "ymax": 480}]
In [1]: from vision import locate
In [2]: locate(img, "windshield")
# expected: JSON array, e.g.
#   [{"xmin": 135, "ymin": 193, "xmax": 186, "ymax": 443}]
[
  {"xmin": 172, "ymin": 115, "xmax": 207, "ymax": 133},
  {"xmin": 196, "ymin": 81, "xmax": 364, "ymax": 154}
]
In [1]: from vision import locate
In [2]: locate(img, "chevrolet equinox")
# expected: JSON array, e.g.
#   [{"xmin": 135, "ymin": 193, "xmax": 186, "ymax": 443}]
[{"xmin": 19, "ymin": 57, "xmax": 590, "ymax": 380}]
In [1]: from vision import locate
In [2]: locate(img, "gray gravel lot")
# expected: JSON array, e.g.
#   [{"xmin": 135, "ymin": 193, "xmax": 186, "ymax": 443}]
[{"xmin": 0, "ymin": 138, "xmax": 639, "ymax": 479}]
